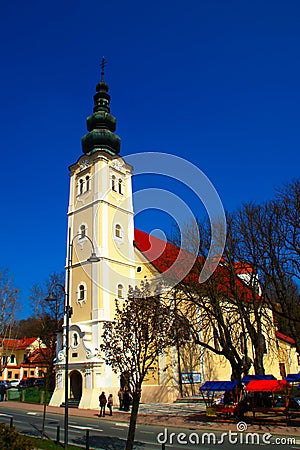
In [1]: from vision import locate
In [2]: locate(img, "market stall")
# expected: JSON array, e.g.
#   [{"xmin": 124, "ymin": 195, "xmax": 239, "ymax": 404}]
[
  {"xmin": 285, "ymin": 373, "xmax": 300, "ymax": 383},
  {"xmin": 245, "ymin": 379, "xmax": 291, "ymax": 423},
  {"xmin": 241, "ymin": 374, "xmax": 276, "ymax": 385},
  {"xmin": 199, "ymin": 380, "xmax": 240, "ymax": 417}
]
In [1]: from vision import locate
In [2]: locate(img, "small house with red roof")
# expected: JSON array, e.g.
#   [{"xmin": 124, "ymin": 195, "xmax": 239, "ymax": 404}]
[{"xmin": 0, "ymin": 337, "xmax": 47, "ymax": 382}]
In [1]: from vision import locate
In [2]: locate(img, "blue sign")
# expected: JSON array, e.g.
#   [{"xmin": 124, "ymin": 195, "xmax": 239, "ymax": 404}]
[{"xmin": 181, "ymin": 373, "xmax": 201, "ymax": 384}]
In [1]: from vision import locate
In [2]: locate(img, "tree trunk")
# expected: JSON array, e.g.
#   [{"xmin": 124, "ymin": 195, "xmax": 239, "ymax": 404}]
[
  {"xmin": 230, "ymin": 361, "xmax": 243, "ymax": 382},
  {"xmin": 253, "ymin": 351, "xmax": 265, "ymax": 375},
  {"xmin": 253, "ymin": 335, "xmax": 266, "ymax": 375},
  {"xmin": 125, "ymin": 389, "xmax": 141, "ymax": 450}
]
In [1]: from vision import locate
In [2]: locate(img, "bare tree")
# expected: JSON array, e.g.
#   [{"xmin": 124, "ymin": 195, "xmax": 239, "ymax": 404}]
[
  {"xmin": 234, "ymin": 183, "xmax": 300, "ymax": 353},
  {"xmin": 29, "ymin": 272, "xmax": 64, "ymax": 385},
  {"xmin": 29, "ymin": 272, "xmax": 64, "ymax": 438},
  {"xmin": 15, "ymin": 317, "xmax": 43, "ymax": 338},
  {"xmin": 278, "ymin": 179, "xmax": 300, "ymax": 273},
  {"xmin": 100, "ymin": 280, "xmax": 173, "ymax": 450},
  {"xmin": 169, "ymin": 216, "xmax": 274, "ymax": 380},
  {"xmin": 0, "ymin": 269, "xmax": 19, "ymax": 376}
]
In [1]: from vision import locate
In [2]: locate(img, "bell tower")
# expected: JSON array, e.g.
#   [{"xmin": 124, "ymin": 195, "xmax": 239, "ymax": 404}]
[{"xmin": 50, "ymin": 61, "xmax": 135, "ymax": 409}]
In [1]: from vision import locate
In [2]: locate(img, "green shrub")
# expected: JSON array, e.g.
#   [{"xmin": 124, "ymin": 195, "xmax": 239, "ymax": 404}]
[{"xmin": 0, "ymin": 424, "xmax": 34, "ymax": 450}]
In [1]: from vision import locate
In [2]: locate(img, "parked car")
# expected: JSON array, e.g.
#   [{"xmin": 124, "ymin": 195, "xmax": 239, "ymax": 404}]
[
  {"xmin": 18, "ymin": 378, "xmax": 34, "ymax": 389},
  {"xmin": 18, "ymin": 377, "xmax": 44, "ymax": 389},
  {"xmin": 9, "ymin": 380, "xmax": 20, "ymax": 388},
  {"xmin": 0, "ymin": 380, "xmax": 11, "ymax": 389},
  {"xmin": 34, "ymin": 378, "xmax": 44, "ymax": 387}
]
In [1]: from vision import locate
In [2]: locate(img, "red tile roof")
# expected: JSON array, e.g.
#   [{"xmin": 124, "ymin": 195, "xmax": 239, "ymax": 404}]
[
  {"xmin": 0, "ymin": 337, "xmax": 37, "ymax": 350},
  {"xmin": 26, "ymin": 348, "xmax": 51, "ymax": 364},
  {"xmin": 134, "ymin": 229, "xmax": 179, "ymax": 272},
  {"xmin": 134, "ymin": 228, "xmax": 199, "ymax": 285},
  {"xmin": 233, "ymin": 262, "xmax": 253, "ymax": 275},
  {"xmin": 275, "ymin": 331, "xmax": 295, "ymax": 345},
  {"xmin": 134, "ymin": 229, "xmax": 258, "ymax": 300}
]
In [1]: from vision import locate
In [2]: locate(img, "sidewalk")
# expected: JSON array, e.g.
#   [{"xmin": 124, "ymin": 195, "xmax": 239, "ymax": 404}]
[{"xmin": 1, "ymin": 400, "xmax": 300, "ymax": 438}]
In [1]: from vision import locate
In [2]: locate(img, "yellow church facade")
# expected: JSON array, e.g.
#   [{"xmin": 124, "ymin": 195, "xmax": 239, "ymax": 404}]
[{"xmin": 49, "ymin": 72, "xmax": 299, "ymax": 409}]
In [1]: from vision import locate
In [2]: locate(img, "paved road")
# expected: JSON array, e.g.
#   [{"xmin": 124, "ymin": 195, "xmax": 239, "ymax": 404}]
[{"xmin": 0, "ymin": 403, "xmax": 299, "ymax": 450}]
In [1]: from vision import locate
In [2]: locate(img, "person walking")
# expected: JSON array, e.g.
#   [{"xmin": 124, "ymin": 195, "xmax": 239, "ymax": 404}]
[
  {"xmin": 107, "ymin": 394, "xmax": 113, "ymax": 416},
  {"xmin": 99, "ymin": 391, "xmax": 107, "ymax": 417},
  {"xmin": 118, "ymin": 387, "xmax": 124, "ymax": 410}
]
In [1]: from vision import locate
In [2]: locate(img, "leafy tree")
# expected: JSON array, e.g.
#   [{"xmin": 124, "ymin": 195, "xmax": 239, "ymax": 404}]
[
  {"xmin": 0, "ymin": 269, "xmax": 19, "ymax": 376},
  {"xmin": 101, "ymin": 280, "xmax": 173, "ymax": 450}
]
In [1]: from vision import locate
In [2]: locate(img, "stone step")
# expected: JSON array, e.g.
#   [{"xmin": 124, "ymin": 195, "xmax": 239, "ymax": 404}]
[{"xmin": 174, "ymin": 397, "xmax": 205, "ymax": 403}]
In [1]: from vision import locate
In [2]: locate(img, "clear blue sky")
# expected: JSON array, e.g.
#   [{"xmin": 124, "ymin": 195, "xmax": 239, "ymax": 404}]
[{"xmin": 1, "ymin": 0, "xmax": 299, "ymax": 318}]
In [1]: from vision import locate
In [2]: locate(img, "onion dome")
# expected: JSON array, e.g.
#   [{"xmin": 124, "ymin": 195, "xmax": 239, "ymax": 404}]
[{"xmin": 82, "ymin": 59, "xmax": 120, "ymax": 155}]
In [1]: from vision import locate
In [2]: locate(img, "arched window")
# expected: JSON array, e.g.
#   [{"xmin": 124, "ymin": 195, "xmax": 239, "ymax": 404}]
[
  {"xmin": 112, "ymin": 175, "xmax": 116, "ymax": 191},
  {"xmin": 80, "ymin": 224, "xmax": 86, "ymax": 239},
  {"xmin": 10, "ymin": 354, "xmax": 16, "ymax": 364},
  {"xmin": 115, "ymin": 224, "xmax": 122, "ymax": 239},
  {"xmin": 118, "ymin": 178, "xmax": 123, "ymax": 194},
  {"xmin": 117, "ymin": 284, "xmax": 124, "ymax": 299},
  {"xmin": 85, "ymin": 175, "xmax": 90, "ymax": 191},
  {"xmin": 72, "ymin": 332, "xmax": 79, "ymax": 347},
  {"xmin": 79, "ymin": 284, "xmax": 85, "ymax": 301},
  {"xmin": 79, "ymin": 179, "xmax": 84, "ymax": 195}
]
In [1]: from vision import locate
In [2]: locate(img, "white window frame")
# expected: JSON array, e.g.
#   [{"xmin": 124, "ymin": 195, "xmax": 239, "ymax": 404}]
[
  {"xmin": 118, "ymin": 178, "xmax": 123, "ymax": 195},
  {"xmin": 71, "ymin": 332, "xmax": 79, "ymax": 349},
  {"xmin": 85, "ymin": 174, "xmax": 91, "ymax": 192},
  {"xmin": 114, "ymin": 223, "xmax": 123, "ymax": 240},
  {"xmin": 117, "ymin": 283, "xmax": 124, "ymax": 300},
  {"xmin": 111, "ymin": 174, "xmax": 116, "ymax": 191},
  {"xmin": 77, "ymin": 173, "xmax": 91, "ymax": 195},
  {"xmin": 77, "ymin": 282, "xmax": 87, "ymax": 306}
]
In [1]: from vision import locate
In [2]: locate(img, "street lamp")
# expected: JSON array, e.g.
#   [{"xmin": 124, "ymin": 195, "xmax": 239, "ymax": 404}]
[{"xmin": 45, "ymin": 230, "xmax": 100, "ymax": 449}]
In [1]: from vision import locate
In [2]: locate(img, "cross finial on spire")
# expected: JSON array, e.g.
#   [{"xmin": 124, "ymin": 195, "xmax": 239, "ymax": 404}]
[{"xmin": 100, "ymin": 56, "xmax": 106, "ymax": 82}]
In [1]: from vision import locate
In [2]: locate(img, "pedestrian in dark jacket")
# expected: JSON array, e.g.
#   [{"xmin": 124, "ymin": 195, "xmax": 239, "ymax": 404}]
[{"xmin": 99, "ymin": 392, "xmax": 107, "ymax": 417}]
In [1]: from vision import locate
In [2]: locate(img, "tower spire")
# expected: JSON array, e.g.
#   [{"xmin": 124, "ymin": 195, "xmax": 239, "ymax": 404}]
[
  {"xmin": 81, "ymin": 62, "xmax": 121, "ymax": 156},
  {"xmin": 100, "ymin": 56, "xmax": 106, "ymax": 82}
]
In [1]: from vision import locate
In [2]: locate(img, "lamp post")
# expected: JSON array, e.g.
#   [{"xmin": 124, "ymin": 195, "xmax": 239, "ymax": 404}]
[{"xmin": 46, "ymin": 230, "xmax": 99, "ymax": 449}]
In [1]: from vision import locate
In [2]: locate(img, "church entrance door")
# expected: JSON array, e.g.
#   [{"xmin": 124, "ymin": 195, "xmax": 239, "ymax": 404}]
[{"xmin": 70, "ymin": 370, "xmax": 82, "ymax": 401}]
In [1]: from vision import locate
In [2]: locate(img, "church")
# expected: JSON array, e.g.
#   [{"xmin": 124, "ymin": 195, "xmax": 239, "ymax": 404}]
[{"xmin": 49, "ymin": 68, "xmax": 299, "ymax": 410}]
